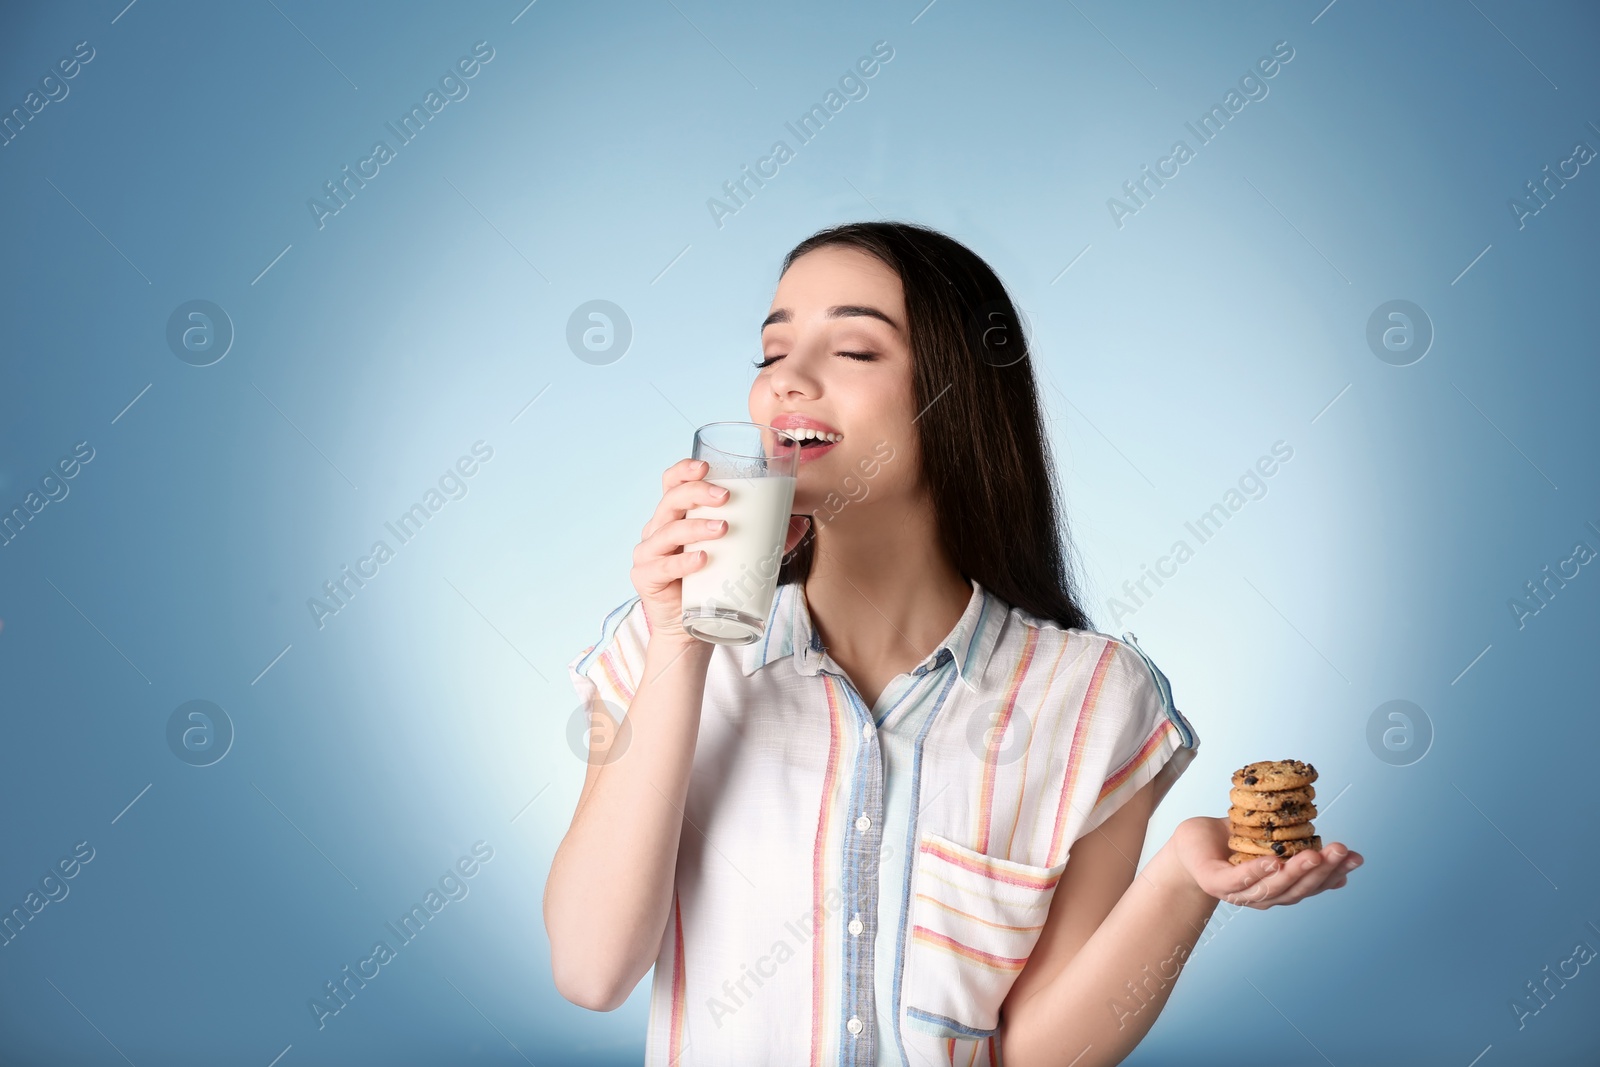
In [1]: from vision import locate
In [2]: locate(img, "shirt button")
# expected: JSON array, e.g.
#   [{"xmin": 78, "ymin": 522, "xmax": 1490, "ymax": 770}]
[
  {"xmin": 847, "ymin": 1016, "xmax": 863, "ymax": 1036},
  {"xmin": 855, "ymin": 815, "xmax": 871, "ymax": 833},
  {"xmin": 848, "ymin": 915, "xmax": 864, "ymax": 936},
  {"xmin": 861, "ymin": 722, "xmax": 873, "ymax": 741}
]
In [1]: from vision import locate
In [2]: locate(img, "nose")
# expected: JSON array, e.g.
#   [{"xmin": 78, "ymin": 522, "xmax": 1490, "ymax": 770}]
[{"xmin": 766, "ymin": 346, "xmax": 823, "ymax": 401}]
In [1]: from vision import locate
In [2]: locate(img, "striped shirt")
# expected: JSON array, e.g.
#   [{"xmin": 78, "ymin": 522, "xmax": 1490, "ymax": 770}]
[{"xmin": 566, "ymin": 577, "xmax": 1199, "ymax": 1066}]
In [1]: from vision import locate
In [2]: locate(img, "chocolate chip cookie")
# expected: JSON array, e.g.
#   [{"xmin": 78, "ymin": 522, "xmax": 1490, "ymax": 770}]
[
  {"xmin": 1227, "ymin": 758, "xmax": 1324, "ymax": 867},
  {"xmin": 1229, "ymin": 785, "xmax": 1316, "ymax": 811},
  {"xmin": 1232, "ymin": 759, "xmax": 1318, "ymax": 791},
  {"xmin": 1227, "ymin": 804, "xmax": 1318, "ymax": 828},
  {"xmin": 1228, "ymin": 833, "xmax": 1322, "ymax": 858}
]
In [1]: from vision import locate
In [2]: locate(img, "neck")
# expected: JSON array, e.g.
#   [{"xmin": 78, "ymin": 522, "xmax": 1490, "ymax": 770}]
[{"xmin": 801, "ymin": 494, "xmax": 971, "ymax": 669}]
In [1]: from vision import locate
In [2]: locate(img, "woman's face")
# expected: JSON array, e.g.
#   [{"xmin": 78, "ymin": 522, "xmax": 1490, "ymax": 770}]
[{"xmin": 749, "ymin": 245, "xmax": 922, "ymax": 522}]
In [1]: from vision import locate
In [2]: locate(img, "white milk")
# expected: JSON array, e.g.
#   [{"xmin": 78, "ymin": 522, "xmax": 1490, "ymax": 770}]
[{"xmin": 681, "ymin": 475, "xmax": 796, "ymax": 643}]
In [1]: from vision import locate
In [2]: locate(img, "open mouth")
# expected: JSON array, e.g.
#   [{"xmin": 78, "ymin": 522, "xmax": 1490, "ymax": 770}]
[{"xmin": 778, "ymin": 427, "xmax": 843, "ymax": 454}]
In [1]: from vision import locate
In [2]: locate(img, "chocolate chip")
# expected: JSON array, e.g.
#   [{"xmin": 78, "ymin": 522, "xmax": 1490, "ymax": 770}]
[{"xmin": 1244, "ymin": 775, "xmax": 1258, "ymax": 785}]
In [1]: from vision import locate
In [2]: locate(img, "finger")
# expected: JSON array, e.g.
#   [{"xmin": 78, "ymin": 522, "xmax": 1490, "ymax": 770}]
[
  {"xmin": 1242, "ymin": 844, "xmax": 1359, "ymax": 907},
  {"xmin": 666, "ymin": 473, "xmax": 728, "ymax": 512},
  {"xmin": 633, "ymin": 549, "xmax": 707, "ymax": 594},
  {"xmin": 1270, "ymin": 849, "xmax": 1344, "ymax": 903},
  {"xmin": 635, "ymin": 515, "xmax": 727, "ymax": 565},
  {"xmin": 643, "ymin": 476, "xmax": 729, "ymax": 541},
  {"xmin": 1292, "ymin": 851, "xmax": 1356, "ymax": 895},
  {"xmin": 1224, "ymin": 851, "xmax": 1323, "ymax": 906},
  {"xmin": 661, "ymin": 457, "xmax": 706, "ymax": 493},
  {"xmin": 1215, "ymin": 855, "xmax": 1286, "ymax": 903},
  {"xmin": 1229, "ymin": 852, "xmax": 1286, "ymax": 889},
  {"xmin": 1288, "ymin": 841, "xmax": 1359, "ymax": 890}
]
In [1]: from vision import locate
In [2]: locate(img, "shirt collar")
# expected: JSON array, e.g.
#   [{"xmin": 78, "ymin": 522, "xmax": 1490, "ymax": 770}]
[{"xmin": 739, "ymin": 577, "xmax": 1003, "ymax": 693}]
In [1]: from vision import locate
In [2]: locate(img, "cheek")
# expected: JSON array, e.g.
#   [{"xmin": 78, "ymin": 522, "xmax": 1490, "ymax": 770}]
[
  {"xmin": 847, "ymin": 432, "xmax": 916, "ymax": 500},
  {"xmin": 852, "ymin": 399, "xmax": 919, "ymax": 491},
  {"xmin": 849, "ymin": 376, "xmax": 915, "ymax": 440},
  {"xmin": 875, "ymin": 439, "xmax": 920, "ymax": 495}
]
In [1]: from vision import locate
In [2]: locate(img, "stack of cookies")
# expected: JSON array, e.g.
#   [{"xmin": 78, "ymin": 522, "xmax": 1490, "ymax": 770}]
[{"xmin": 1227, "ymin": 759, "xmax": 1322, "ymax": 865}]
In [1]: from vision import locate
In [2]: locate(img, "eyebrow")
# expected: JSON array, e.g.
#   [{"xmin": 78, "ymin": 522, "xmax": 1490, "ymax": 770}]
[{"xmin": 761, "ymin": 305, "xmax": 901, "ymax": 332}]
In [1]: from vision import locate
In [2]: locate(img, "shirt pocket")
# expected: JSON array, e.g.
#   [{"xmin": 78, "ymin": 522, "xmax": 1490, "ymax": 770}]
[{"xmin": 901, "ymin": 830, "xmax": 1067, "ymax": 1041}]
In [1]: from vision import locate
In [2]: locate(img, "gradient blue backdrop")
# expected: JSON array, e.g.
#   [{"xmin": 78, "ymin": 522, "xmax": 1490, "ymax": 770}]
[{"xmin": 2, "ymin": 1, "xmax": 1597, "ymax": 1064}]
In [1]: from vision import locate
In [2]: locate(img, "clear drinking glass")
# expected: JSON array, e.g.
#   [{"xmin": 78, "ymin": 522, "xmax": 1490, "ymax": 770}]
[{"xmin": 680, "ymin": 421, "xmax": 801, "ymax": 645}]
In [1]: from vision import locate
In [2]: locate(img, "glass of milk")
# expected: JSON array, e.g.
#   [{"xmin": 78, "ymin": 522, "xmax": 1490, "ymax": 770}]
[{"xmin": 680, "ymin": 421, "xmax": 800, "ymax": 645}]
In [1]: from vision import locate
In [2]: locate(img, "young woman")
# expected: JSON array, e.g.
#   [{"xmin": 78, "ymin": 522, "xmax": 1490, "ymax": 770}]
[{"xmin": 544, "ymin": 221, "xmax": 1362, "ymax": 1066}]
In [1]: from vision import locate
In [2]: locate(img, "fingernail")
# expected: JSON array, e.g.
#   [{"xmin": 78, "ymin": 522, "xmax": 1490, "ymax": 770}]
[{"xmin": 1303, "ymin": 854, "xmax": 1321, "ymax": 868}]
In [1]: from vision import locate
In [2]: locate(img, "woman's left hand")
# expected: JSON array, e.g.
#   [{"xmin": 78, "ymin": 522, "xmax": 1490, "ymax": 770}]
[{"xmin": 1167, "ymin": 815, "xmax": 1363, "ymax": 909}]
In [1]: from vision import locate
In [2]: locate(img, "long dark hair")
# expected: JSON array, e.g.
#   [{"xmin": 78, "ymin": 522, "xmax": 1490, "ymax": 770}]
[{"xmin": 774, "ymin": 220, "xmax": 1094, "ymax": 632}]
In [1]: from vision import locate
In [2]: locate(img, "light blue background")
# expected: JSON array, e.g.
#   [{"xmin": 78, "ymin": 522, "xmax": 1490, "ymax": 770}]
[{"xmin": 2, "ymin": 1, "xmax": 1597, "ymax": 1064}]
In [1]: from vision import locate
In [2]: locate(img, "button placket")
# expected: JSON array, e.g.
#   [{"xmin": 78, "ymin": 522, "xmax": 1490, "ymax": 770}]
[
  {"xmin": 836, "ymin": 687, "xmax": 883, "ymax": 1063},
  {"xmin": 819, "ymin": 655, "xmax": 956, "ymax": 1062}
]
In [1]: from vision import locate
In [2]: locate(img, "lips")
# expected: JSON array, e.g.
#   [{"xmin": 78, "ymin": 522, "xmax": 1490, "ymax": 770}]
[
  {"xmin": 769, "ymin": 413, "xmax": 842, "ymax": 464},
  {"xmin": 771, "ymin": 413, "xmax": 841, "ymax": 434},
  {"xmin": 772, "ymin": 434, "xmax": 840, "ymax": 465},
  {"xmin": 790, "ymin": 438, "xmax": 838, "ymax": 464}
]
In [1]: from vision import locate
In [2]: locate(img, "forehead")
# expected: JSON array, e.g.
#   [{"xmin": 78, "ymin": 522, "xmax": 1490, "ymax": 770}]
[{"xmin": 770, "ymin": 245, "xmax": 904, "ymax": 314}]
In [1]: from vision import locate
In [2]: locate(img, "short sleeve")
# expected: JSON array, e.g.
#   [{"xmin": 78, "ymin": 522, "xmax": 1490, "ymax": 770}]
[
  {"xmin": 566, "ymin": 595, "xmax": 652, "ymax": 719},
  {"xmin": 1075, "ymin": 633, "xmax": 1200, "ymax": 841}
]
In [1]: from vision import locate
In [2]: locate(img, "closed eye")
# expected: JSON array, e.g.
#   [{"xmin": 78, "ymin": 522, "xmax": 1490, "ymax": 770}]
[{"xmin": 753, "ymin": 351, "xmax": 877, "ymax": 369}]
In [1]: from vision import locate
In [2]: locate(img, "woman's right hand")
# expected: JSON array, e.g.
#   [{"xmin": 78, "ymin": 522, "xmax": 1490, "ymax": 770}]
[{"xmin": 631, "ymin": 458, "xmax": 729, "ymax": 645}]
